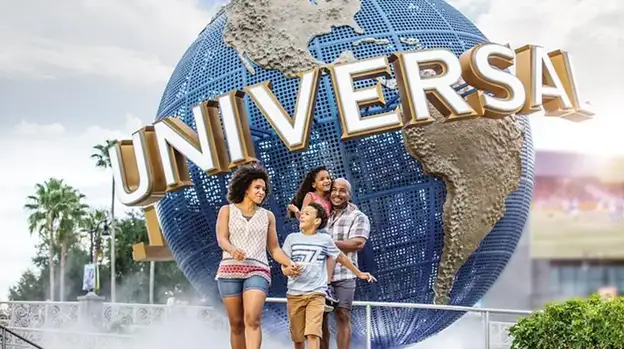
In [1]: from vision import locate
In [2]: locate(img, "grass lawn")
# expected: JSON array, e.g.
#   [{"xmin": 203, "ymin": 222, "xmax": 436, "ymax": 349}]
[{"xmin": 530, "ymin": 210, "xmax": 624, "ymax": 259}]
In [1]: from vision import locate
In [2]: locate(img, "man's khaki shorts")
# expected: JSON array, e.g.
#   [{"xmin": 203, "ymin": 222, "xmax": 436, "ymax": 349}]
[{"xmin": 286, "ymin": 293, "xmax": 325, "ymax": 342}]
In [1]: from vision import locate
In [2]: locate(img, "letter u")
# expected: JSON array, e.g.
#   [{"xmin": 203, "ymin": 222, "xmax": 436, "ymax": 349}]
[{"xmin": 109, "ymin": 126, "xmax": 167, "ymax": 207}]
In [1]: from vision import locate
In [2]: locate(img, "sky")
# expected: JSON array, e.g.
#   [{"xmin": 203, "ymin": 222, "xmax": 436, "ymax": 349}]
[{"xmin": 0, "ymin": 0, "xmax": 622, "ymax": 300}]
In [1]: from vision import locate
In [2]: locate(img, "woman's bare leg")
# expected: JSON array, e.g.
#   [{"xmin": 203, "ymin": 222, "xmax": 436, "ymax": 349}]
[
  {"xmin": 242, "ymin": 289, "xmax": 267, "ymax": 349},
  {"xmin": 223, "ymin": 296, "xmax": 246, "ymax": 349}
]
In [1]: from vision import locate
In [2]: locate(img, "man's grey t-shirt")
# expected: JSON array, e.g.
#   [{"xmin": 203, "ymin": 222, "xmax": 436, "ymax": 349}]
[{"xmin": 282, "ymin": 232, "xmax": 341, "ymax": 296}]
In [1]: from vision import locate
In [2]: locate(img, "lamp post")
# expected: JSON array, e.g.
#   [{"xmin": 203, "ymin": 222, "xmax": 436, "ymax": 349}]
[
  {"xmin": 149, "ymin": 261, "xmax": 155, "ymax": 304},
  {"xmin": 110, "ymin": 189, "xmax": 116, "ymax": 303},
  {"xmin": 88, "ymin": 219, "xmax": 109, "ymax": 293}
]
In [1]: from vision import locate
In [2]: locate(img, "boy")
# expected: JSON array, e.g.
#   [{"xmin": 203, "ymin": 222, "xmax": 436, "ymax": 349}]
[{"xmin": 281, "ymin": 202, "xmax": 376, "ymax": 349}]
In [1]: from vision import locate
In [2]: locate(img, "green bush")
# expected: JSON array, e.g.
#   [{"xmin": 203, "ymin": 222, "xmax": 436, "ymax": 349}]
[{"xmin": 509, "ymin": 294, "xmax": 624, "ymax": 349}]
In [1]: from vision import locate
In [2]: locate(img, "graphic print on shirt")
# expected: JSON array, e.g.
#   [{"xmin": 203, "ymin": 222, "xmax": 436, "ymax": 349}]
[
  {"xmin": 283, "ymin": 233, "xmax": 342, "ymax": 295},
  {"xmin": 290, "ymin": 243, "xmax": 328, "ymax": 264}
]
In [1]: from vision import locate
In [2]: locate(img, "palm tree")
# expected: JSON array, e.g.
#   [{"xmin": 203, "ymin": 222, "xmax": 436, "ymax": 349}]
[
  {"xmin": 56, "ymin": 189, "xmax": 88, "ymax": 301},
  {"xmin": 91, "ymin": 140, "xmax": 117, "ymax": 301},
  {"xmin": 24, "ymin": 178, "xmax": 81, "ymax": 301}
]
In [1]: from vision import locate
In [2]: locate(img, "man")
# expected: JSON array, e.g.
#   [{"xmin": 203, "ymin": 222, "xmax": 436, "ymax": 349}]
[{"xmin": 321, "ymin": 178, "xmax": 371, "ymax": 349}]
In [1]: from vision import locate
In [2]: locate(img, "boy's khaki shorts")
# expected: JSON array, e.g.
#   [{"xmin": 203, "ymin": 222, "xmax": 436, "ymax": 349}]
[{"xmin": 286, "ymin": 293, "xmax": 325, "ymax": 342}]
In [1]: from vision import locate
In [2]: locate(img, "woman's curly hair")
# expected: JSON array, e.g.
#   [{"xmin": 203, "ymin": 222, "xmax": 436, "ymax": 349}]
[
  {"xmin": 227, "ymin": 162, "xmax": 271, "ymax": 204},
  {"xmin": 288, "ymin": 166, "xmax": 329, "ymax": 218}
]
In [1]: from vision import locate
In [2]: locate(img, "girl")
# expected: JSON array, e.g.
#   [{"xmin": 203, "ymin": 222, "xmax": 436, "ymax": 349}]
[
  {"xmin": 216, "ymin": 162, "xmax": 300, "ymax": 349},
  {"xmin": 288, "ymin": 167, "xmax": 332, "ymax": 219},
  {"xmin": 287, "ymin": 166, "xmax": 338, "ymax": 310}
]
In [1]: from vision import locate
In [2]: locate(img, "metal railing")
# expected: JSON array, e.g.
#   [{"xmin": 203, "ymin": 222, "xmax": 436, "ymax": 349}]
[
  {"xmin": 1, "ymin": 324, "xmax": 44, "ymax": 349},
  {"xmin": 0, "ymin": 299, "xmax": 531, "ymax": 348},
  {"xmin": 266, "ymin": 297, "xmax": 532, "ymax": 348}
]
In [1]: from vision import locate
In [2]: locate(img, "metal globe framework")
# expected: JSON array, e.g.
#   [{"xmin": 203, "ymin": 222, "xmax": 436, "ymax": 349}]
[{"xmin": 154, "ymin": 0, "xmax": 535, "ymax": 347}]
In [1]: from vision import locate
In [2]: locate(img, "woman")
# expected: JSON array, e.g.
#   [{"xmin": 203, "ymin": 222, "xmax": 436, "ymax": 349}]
[{"xmin": 216, "ymin": 162, "xmax": 299, "ymax": 349}]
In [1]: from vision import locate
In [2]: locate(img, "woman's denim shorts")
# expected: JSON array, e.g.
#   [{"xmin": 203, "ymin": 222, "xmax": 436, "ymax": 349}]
[{"xmin": 217, "ymin": 276, "xmax": 270, "ymax": 298}]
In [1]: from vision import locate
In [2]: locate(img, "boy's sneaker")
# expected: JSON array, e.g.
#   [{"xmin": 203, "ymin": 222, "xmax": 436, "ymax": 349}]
[
  {"xmin": 324, "ymin": 285, "xmax": 339, "ymax": 312},
  {"xmin": 324, "ymin": 302, "xmax": 336, "ymax": 312}
]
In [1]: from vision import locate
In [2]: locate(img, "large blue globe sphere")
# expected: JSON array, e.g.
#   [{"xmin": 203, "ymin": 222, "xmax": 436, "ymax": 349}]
[{"xmin": 154, "ymin": 0, "xmax": 535, "ymax": 347}]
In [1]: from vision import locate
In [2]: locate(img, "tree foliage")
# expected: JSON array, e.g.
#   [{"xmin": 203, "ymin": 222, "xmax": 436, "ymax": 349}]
[
  {"xmin": 23, "ymin": 178, "xmax": 88, "ymax": 301},
  {"xmin": 509, "ymin": 294, "xmax": 624, "ymax": 349},
  {"xmin": 10, "ymin": 139, "xmax": 198, "ymax": 304},
  {"xmin": 9, "ymin": 209, "xmax": 197, "ymax": 303}
]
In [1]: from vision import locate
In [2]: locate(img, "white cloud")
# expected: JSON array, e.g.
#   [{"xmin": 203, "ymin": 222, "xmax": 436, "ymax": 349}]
[
  {"xmin": 13, "ymin": 121, "xmax": 65, "ymax": 136},
  {"xmin": 0, "ymin": 39, "xmax": 173, "ymax": 85},
  {"xmin": 0, "ymin": 0, "xmax": 218, "ymax": 84},
  {"xmin": 448, "ymin": 0, "xmax": 624, "ymax": 155},
  {"xmin": 0, "ymin": 117, "xmax": 141, "ymax": 300}
]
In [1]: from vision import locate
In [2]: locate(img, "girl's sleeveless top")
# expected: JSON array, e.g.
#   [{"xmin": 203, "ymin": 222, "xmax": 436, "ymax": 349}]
[
  {"xmin": 215, "ymin": 204, "xmax": 271, "ymax": 284},
  {"xmin": 309, "ymin": 192, "xmax": 332, "ymax": 217}
]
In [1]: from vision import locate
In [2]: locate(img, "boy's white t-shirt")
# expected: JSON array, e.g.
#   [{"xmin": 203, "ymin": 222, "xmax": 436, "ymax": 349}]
[{"xmin": 282, "ymin": 231, "xmax": 341, "ymax": 296}]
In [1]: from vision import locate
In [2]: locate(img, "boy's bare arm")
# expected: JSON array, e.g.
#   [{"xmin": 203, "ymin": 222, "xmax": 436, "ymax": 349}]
[
  {"xmin": 336, "ymin": 253, "xmax": 361, "ymax": 276},
  {"xmin": 336, "ymin": 253, "xmax": 376, "ymax": 282}
]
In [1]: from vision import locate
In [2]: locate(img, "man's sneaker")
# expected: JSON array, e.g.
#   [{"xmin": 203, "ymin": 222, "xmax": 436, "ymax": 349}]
[{"xmin": 324, "ymin": 285, "xmax": 339, "ymax": 312}]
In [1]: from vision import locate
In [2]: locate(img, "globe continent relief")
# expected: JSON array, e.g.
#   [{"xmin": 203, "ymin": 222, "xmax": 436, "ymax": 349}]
[{"xmin": 154, "ymin": 0, "xmax": 535, "ymax": 347}]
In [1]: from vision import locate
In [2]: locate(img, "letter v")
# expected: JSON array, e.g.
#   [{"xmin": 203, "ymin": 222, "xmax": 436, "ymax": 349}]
[{"xmin": 245, "ymin": 68, "xmax": 321, "ymax": 151}]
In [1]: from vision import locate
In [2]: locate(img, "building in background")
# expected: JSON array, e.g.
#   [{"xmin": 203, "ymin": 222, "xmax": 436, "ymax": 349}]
[
  {"xmin": 483, "ymin": 151, "xmax": 624, "ymax": 310},
  {"xmin": 530, "ymin": 151, "xmax": 624, "ymax": 308}
]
